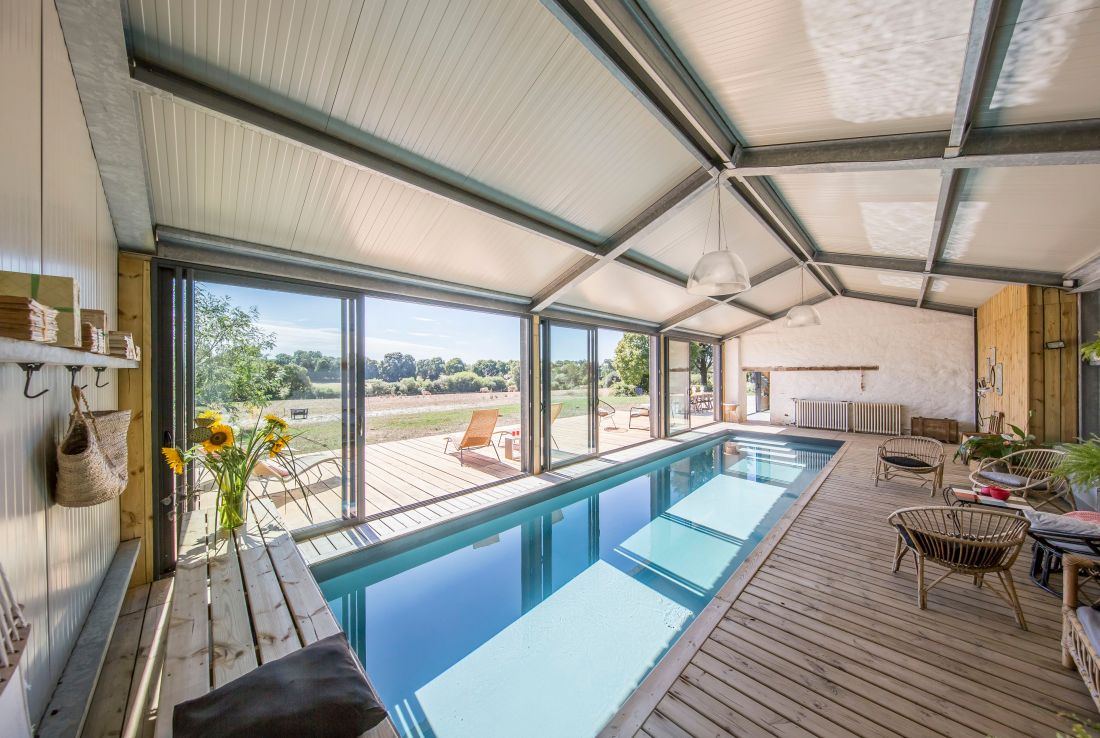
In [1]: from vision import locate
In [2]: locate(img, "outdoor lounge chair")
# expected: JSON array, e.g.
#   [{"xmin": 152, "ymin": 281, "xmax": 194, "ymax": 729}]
[
  {"xmin": 889, "ymin": 505, "xmax": 1030, "ymax": 629},
  {"xmin": 597, "ymin": 399, "xmax": 617, "ymax": 429},
  {"xmin": 629, "ymin": 404, "xmax": 649, "ymax": 430},
  {"xmin": 1024, "ymin": 509, "xmax": 1100, "ymax": 595},
  {"xmin": 549, "ymin": 402, "xmax": 562, "ymax": 449},
  {"xmin": 970, "ymin": 448, "xmax": 1068, "ymax": 510},
  {"xmin": 874, "ymin": 436, "xmax": 945, "ymax": 494},
  {"xmin": 444, "ymin": 408, "xmax": 501, "ymax": 464},
  {"xmin": 1061, "ymin": 554, "xmax": 1100, "ymax": 712},
  {"xmin": 253, "ymin": 455, "xmax": 342, "ymax": 525}
]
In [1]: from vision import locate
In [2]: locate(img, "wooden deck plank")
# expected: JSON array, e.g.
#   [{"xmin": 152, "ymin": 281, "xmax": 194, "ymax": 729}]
[{"xmin": 602, "ymin": 432, "xmax": 1100, "ymax": 738}]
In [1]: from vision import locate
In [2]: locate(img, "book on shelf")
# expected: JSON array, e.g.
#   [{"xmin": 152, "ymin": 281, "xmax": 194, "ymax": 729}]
[{"xmin": 0, "ymin": 295, "xmax": 59, "ymax": 343}]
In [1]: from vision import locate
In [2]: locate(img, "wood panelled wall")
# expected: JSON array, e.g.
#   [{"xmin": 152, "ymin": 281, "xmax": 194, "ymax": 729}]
[
  {"xmin": 0, "ymin": 0, "xmax": 122, "ymax": 720},
  {"xmin": 976, "ymin": 285, "xmax": 1079, "ymax": 443}
]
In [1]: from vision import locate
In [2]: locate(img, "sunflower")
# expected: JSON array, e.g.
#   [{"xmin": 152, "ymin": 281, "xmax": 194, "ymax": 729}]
[
  {"xmin": 195, "ymin": 409, "xmax": 222, "ymax": 427},
  {"xmin": 161, "ymin": 447, "xmax": 185, "ymax": 475},
  {"xmin": 268, "ymin": 434, "xmax": 291, "ymax": 458},
  {"xmin": 264, "ymin": 414, "xmax": 288, "ymax": 431},
  {"xmin": 202, "ymin": 423, "xmax": 235, "ymax": 453}
]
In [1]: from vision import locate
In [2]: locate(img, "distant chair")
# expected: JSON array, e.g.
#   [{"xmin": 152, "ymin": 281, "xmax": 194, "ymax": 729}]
[
  {"xmin": 874, "ymin": 436, "xmax": 945, "ymax": 495},
  {"xmin": 597, "ymin": 399, "xmax": 617, "ymax": 429},
  {"xmin": 253, "ymin": 455, "xmax": 341, "ymax": 524},
  {"xmin": 986, "ymin": 411, "xmax": 1005, "ymax": 434},
  {"xmin": 444, "ymin": 408, "xmax": 501, "ymax": 464},
  {"xmin": 970, "ymin": 448, "xmax": 1068, "ymax": 510},
  {"xmin": 549, "ymin": 402, "xmax": 562, "ymax": 449},
  {"xmin": 629, "ymin": 403, "xmax": 650, "ymax": 430},
  {"xmin": 889, "ymin": 506, "xmax": 1030, "ymax": 629}
]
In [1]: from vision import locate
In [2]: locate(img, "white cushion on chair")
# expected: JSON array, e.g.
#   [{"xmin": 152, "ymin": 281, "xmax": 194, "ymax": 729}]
[
  {"xmin": 1024, "ymin": 509, "xmax": 1100, "ymax": 536},
  {"xmin": 978, "ymin": 470, "xmax": 1047, "ymax": 490},
  {"xmin": 1078, "ymin": 606, "xmax": 1100, "ymax": 652}
]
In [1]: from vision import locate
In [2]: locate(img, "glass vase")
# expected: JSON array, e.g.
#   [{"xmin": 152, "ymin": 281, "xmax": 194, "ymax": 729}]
[{"xmin": 217, "ymin": 475, "xmax": 248, "ymax": 531}]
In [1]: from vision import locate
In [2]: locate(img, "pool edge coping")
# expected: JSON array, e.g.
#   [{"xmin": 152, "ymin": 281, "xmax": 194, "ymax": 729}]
[{"xmin": 595, "ymin": 437, "xmax": 854, "ymax": 738}]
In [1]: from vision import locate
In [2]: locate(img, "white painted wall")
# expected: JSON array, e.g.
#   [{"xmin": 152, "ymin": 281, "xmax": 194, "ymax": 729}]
[
  {"xmin": 0, "ymin": 0, "xmax": 120, "ymax": 721},
  {"xmin": 735, "ymin": 297, "xmax": 976, "ymax": 431}
]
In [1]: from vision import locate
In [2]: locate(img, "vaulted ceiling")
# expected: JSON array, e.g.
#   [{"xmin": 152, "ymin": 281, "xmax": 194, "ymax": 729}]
[{"xmin": 60, "ymin": 0, "xmax": 1100, "ymax": 339}]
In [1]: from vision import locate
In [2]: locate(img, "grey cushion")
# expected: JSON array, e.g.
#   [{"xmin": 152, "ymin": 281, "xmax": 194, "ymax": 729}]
[
  {"xmin": 1078, "ymin": 606, "xmax": 1100, "ymax": 652},
  {"xmin": 882, "ymin": 455, "xmax": 932, "ymax": 469},
  {"xmin": 977, "ymin": 470, "xmax": 1048, "ymax": 490},
  {"xmin": 173, "ymin": 633, "xmax": 386, "ymax": 738},
  {"xmin": 1024, "ymin": 509, "xmax": 1100, "ymax": 537}
]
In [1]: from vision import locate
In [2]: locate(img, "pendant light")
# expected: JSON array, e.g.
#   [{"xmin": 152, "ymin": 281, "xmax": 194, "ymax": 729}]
[
  {"xmin": 786, "ymin": 265, "xmax": 821, "ymax": 327},
  {"xmin": 686, "ymin": 182, "xmax": 750, "ymax": 296}
]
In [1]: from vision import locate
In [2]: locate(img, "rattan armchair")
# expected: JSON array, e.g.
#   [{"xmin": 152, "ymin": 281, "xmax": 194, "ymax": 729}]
[
  {"xmin": 875, "ymin": 436, "xmax": 945, "ymax": 495},
  {"xmin": 1062, "ymin": 554, "xmax": 1100, "ymax": 712},
  {"xmin": 889, "ymin": 506, "xmax": 1031, "ymax": 629},
  {"xmin": 970, "ymin": 448, "xmax": 1068, "ymax": 510}
]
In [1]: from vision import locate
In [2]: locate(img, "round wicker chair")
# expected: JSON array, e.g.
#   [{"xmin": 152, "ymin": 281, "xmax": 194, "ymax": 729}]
[
  {"xmin": 969, "ymin": 448, "xmax": 1068, "ymax": 510},
  {"xmin": 888, "ymin": 506, "xmax": 1030, "ymax": 629},
  {"xmin": 874, "ymin": 436, "xmax": 945, "ymax": 495}
]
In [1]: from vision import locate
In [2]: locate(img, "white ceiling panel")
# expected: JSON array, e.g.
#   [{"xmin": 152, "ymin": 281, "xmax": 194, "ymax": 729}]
[
  {"xmin": 735, "ymin": 267, "xmax": 827, "ymax": 315},
  {"xmin": 644, "ymin": 0, "xmax": 971, "ymax": 145},
  {"xmin": 678, "ymin": 303, "xmax": 762, "ymax": 335},
  {"xmin": 627, "ymin": 185, "xmax": 793, "ymax": 279},
  {"xmin": 924, "ymin": 276, "xmax": 1007, "ymax": 308},
  {"xmin": 139, "ymin": 94, "xmax": 580, "ymax": 296},
  {"xmin": 830, "ymin": 266, "xmax": 928, "ymax": 300},
  {"xmin": 770, "ymin": 170, "xmax": 942, "ymax": 259},
  {"xmin": 558, "ymin": 262, "xmax": 702, "ymax": 324},
  {"xmin": 945, "ymin": 165, "xmax": 1100, "ymax": 273},
  {"xmin": 976, "ymin": 0, "xmax": 1100, "ymax": 127},
  {"xmin": 124, "ymin": 0, "xmax": 699, "ymax": 239}
]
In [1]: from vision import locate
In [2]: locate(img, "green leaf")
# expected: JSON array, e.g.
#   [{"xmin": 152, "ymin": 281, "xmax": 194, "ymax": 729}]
[{"xmin": 189, "ymin": 426, "xmax": 213, "ymax": 443}]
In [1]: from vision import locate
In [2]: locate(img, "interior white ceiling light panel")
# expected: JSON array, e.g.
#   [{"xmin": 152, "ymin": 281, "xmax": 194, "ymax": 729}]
[
  {"xmin": 557, "ymin": 262, "xmax": 703, "ymax": 324},
  {"xmin": 627, "ymin": 184, "xmax": 794, "ymax": 279},
  {"xmin": 734, "ymin": 266, "xmax": 827, "ymax": 315},
  {"xmin": 769, "ymin": 170, "xmax": 942, "ymax": 259},
  {"xmin": 677, "ymin": 303, "xmax": 762, "ymax": 335},
  {"xmin": 123, "ymin": 0, "xmax": 699, "ymax": 239},
  {"xmin": 976, "ymin": 0, "xmax": 1100, "ymax": 127},
  {"xmin": 945, "ymin": 165, "xmax": 1100, "ymax": 273},
  {"xmin": 643, "ymin": 0, "xmax": 972, "ymax": 145},
  {"xmin": 924, "ymin": 276, "xmax": 1008, "ymax": 308},
  {"xmin": 139, "ymin": 94, "xmax": 580, "ymax": 296},
  {"xmin": 828, "ymin": 265, "xmax": 936, "ymax": 300}
]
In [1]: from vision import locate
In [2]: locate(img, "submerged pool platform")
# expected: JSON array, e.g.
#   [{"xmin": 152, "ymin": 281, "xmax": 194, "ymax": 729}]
[{"xmin": 315, "ymin": 431, "xmax": 840, "ymax": 738}]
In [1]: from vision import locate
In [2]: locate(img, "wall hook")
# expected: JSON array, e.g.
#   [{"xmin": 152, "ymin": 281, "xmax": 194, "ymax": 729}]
[
  {"xmin": 18, "ymin": 363, "xmax": 47, "ymax": 399},
  {"xmin": 66, "ymin": 365, "xmax": 87, "ymax": 390},
  {"xmin": 93, "ymin": 367, "xmax": 109, "ymax": 388}
]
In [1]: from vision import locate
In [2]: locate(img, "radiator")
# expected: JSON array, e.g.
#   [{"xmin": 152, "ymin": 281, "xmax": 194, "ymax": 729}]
[
  {"xmin": 851, "ymin": 402, "xmax": 903, "ymax": 435},
  {"xmin": 795, "ymin": 399, "xmax": 850, "ymax": 432}
]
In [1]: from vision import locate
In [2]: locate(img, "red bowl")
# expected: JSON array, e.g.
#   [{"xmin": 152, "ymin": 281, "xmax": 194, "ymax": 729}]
[{"xmin": 981, "ymin": 486, "xmax": 1011, "ymax": 501}]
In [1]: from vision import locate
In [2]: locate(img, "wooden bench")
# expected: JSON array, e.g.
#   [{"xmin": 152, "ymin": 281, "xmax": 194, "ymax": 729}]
[{"xmin": 147, "ymin": 498, "xmax": 397, "ymax": 737}]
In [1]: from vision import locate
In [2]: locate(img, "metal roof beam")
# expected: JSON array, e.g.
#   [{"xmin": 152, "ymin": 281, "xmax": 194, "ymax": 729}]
[
  {"xmin": 813, "ymin": 251, "xmax": 1065, "ymax": 287},
  {"xmin": 918, "ymin": 169, "xmax": 963, "ymax": 306},
  {"xmin": 947, "ymin": 0, "xmax": 1002, "ymax": 155},
  {"xmin": 729, "ymin": 119, "xmax": 1100, "ymax": 177},
  {"xmin": 540, "ymin": 0, "xmax": 736, "ymax": 168},
  {"xmin": 842, "ymin": 290, "xmax": 976, "ymax": 317},
  {"xmin": 528, "ymin": 168, "xmax": 714, "ymax": 312}
]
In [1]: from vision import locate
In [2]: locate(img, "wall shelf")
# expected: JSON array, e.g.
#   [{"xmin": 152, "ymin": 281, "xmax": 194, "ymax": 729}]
[{"xmin": 0, "ymin": 336, "xmax": 138, "ymax": 370}]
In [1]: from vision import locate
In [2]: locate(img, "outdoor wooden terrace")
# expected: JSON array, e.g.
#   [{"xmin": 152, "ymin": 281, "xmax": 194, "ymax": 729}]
[{"xmin": 607, "ymin": 430, "xmax": 1098, "ymax": 738}]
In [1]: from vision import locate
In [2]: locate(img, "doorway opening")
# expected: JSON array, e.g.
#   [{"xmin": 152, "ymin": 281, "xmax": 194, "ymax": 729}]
[{"xmin": 746, "ymin": 371, "xmax": 770, "ymax": 422}]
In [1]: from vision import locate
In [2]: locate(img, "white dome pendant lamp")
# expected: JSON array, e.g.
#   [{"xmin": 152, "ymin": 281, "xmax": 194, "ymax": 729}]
[
  {"xmin": 686, "ymin": 182, "xmax": 751, "ymax": 296},
  {"xmin": 786, "ymin": 265, "xmax": 821, "ymax": 327}
]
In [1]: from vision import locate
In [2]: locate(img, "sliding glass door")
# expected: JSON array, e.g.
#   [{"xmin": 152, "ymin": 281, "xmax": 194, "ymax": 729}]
[
  {"xmin": 667, "ymin": 339, "xmax": 691, "ymax": 435},
  {"xmin": 542, "ymin": 321, "xmax": 597, "ymax": 468}
]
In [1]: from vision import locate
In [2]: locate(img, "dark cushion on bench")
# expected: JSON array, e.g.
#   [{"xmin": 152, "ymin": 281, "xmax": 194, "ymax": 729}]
[
  {"xmin": 173, "ymin": 633, "xmax": 386, "ymax": 738},
  {"xmin": 882, "ymin": 455, "xmax": 932, "ymax": 469},
  {"xmin": 977, "ymin": 470, "xmax": 1047, "ymax": 490}
]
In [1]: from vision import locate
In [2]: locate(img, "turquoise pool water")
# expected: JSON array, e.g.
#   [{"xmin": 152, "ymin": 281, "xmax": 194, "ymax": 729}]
[{"xmin": 315, "ymin": 432, "xmax": 837, "ymax": 738}]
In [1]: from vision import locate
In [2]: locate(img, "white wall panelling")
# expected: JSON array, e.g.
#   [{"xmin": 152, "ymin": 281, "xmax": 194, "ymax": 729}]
[{"xmin": 0, "ymin": 0, "xmax": 121, "ymax": 722}]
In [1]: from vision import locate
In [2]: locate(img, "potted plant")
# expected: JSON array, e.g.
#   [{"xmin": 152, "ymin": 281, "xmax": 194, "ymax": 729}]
[
  {"xmin": 954, "ymin": 424, "xmax": 1037, "ymax": 470},
  {"xmin": 1054, "ymin": 436, "xmax": 1100, "ymax": 513},
  {"xmin": 1082, "ymin": 331, "xmax": 1100, "ymax": 366},
  {"xmin": 161, "ymin": 410, "xmax": 300, "ymax": 531}
]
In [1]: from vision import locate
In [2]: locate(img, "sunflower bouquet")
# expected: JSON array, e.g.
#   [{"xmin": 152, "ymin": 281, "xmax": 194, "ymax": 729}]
[{"xmin": 161, "ymin": 410, "xmax": 298, "ymax": 530}]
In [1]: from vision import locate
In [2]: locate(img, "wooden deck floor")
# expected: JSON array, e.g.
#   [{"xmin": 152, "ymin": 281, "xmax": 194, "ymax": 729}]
[
  {"xmin": 611, "ymin": 431, "xmax": 1097, "ymax": 738},
  {"xmin": 273, "ymin": 412, "xmax": 655, "ymax": 532}
]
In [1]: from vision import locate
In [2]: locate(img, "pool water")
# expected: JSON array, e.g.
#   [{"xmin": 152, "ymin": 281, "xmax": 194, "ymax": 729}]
[{"xmin": 316, "ymin": 433, "xmax": 837, "ymax": 738}]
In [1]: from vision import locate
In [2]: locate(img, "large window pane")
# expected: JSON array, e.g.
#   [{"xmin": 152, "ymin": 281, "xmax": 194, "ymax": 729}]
[
  {"xmin": 668, "ymin": 339, "xmax": 691, "ymax": 435},
  {"xmin": 546, "ymin": 323, "xmax": 595, "ymax": 465},
  {"xmin": 688, "ymin": 341, "xmax": 715, "ymax": 427},
  {"xmin": 597, "ymin": 328, "xmax": 652, "ymax": 451}
]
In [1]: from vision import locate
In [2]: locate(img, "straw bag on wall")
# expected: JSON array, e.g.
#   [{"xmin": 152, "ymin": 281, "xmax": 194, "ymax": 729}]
[{"xmin": 55, "ymin": 386, "xmax": 130, "ymax": 507}]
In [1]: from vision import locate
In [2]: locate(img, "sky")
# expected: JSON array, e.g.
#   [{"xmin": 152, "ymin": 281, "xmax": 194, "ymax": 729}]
[{"xmin": 200, "ymin": 282, "xmax": 626, "ymax": 363}]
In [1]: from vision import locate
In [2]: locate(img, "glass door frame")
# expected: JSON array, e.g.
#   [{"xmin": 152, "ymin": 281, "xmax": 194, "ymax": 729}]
[
  {"xmin": 540, "ymin": 318, "xmax": 599, "ymax": 471},
  {"xmin": 663, "ymin": 336, "xmax": 721, "ymax": 437},
  {"xmin": 152, "ymin": 261, "xmax": 367, "ymax": 575}
]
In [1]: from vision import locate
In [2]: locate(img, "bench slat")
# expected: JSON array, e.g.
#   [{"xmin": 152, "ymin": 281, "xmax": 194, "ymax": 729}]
[
  {"xmin": 235, "ymin": 511, "xmax": 299, "ymax": 663},
  {"xmin": 81, "ymin": 602, "xmax": 145, "ymax": 737},
  {"xmin": 154, "ymin": 512, "xmax": 211, "ymax": 738},
  {"xmin": 208, "ymin": 526, "xmax": 258, "ymax": 687},
  {"xmin": 121, "ymin": 578, "xmax": 172, "ymax": 738}
]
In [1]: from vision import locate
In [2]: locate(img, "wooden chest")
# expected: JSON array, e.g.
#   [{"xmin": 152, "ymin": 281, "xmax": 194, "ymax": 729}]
[{"xmin": 911, "ymin": 416, "xmax": 959, "ymax": 443}]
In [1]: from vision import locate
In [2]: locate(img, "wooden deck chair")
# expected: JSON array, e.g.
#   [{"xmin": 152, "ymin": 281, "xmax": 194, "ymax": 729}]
[
  {"xmin": 444, "ymin": 408, "xmax": 501, "ymax": 464},
  {"xmin": 549, "ymin": 402, "xmax": 563, "ymax": 449}
]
